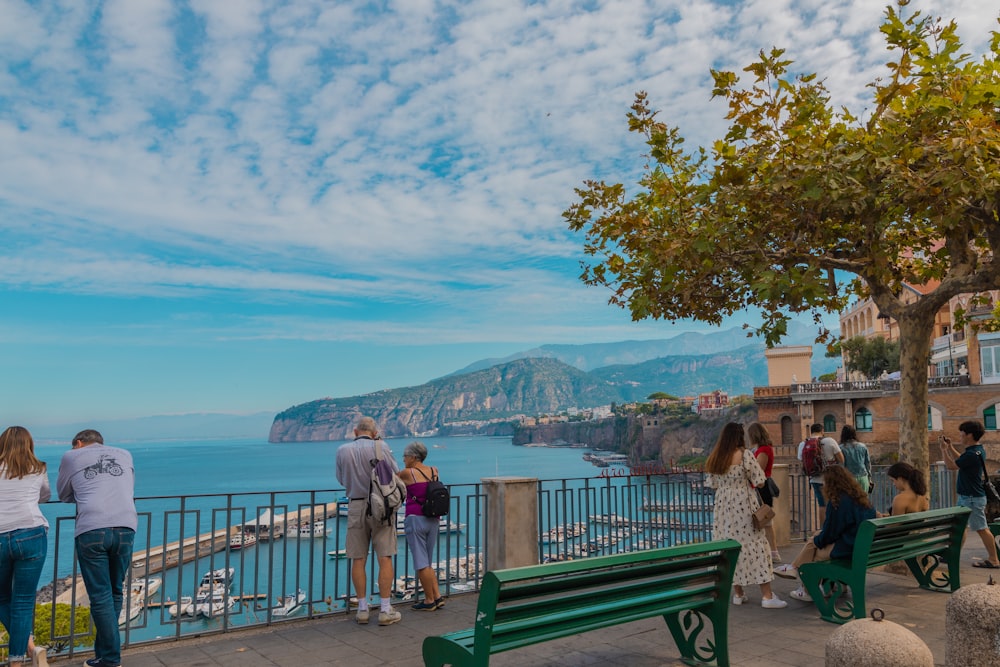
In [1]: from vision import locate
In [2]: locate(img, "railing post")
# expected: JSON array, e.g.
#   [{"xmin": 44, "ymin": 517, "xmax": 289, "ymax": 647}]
[
  {"xmin": 482, "ymin": 476, "xmax": 539, "ymax": 570},
  {"xmin": 771, "ymin": 464, "xmax": 792, "ymax": 547}
]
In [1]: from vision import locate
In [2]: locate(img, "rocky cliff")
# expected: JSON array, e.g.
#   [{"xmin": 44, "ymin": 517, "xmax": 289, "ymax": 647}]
[{"xmin": 268, "ymin": 357, "xmax": 621, "ymax": 442}]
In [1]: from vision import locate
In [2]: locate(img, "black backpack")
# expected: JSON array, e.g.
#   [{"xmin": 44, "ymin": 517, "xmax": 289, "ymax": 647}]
[{"xmin": 415, "ymin": 468, "xmax": 450, "ymax": 517}]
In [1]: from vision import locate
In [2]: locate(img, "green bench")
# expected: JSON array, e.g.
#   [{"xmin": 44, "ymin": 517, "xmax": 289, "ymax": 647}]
[
  {"xmin": 422, "ymin": 540, "xmax": 741, "ymax": 667},
  {"xmin": 798, "ymin": 506, "xmax": 971, "ymax": 624}
]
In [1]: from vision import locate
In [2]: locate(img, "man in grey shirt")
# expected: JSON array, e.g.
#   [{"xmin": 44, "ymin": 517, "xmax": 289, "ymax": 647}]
[
  {"xmin": 335, "ymin": 416, "xmax": 401, "ymax": 626},
  {"xmin": 56, "ymin": 429, "xmax": 137, "ymax": 667}
]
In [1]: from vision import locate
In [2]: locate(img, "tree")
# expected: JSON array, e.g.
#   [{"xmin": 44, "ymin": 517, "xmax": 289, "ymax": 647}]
[
  {"xmin": 840, "ymin": 335, "xmax": 901, "ymax": 378},
  {"xmin": 564, "ymin": 4, "xmax": 1000, "ymax": 471}
]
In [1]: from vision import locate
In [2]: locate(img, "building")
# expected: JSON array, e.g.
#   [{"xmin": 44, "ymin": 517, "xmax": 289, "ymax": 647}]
[{"xmin": 753, "ymin": 288, "xmax": 1000, "ymax": 461}]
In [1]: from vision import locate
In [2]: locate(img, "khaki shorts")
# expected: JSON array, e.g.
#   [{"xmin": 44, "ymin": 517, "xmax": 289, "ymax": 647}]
[{"xmin": 345, "ymin": 498, "xmax": 397, "ymax": 559}]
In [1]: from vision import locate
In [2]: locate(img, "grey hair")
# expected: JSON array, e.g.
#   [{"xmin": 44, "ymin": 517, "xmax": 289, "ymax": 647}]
[
  {"xmin": 355, "ymin": 416, "xmax": 378, "ymax": 436},
  {"xmin": 404, "ymin": 441, "xmax": 428, "ymax": 462}
]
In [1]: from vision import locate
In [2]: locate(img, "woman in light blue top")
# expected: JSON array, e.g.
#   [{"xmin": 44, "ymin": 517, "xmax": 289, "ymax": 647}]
[
  {"xmin": 839, "ymin": 425, "xmax": 872, "ymax": 494},
  {"xmin": 0, "ymin": 426, "xmax": 50, "ymax": 666}
]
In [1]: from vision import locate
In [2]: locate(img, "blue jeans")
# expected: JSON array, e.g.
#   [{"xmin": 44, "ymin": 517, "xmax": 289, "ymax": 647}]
[
  {"xmin": 76, "ymin": 528, "xmax": 135, "ymax": 666},
  {"xmin": 0, "ymin": 526, "xmax": 47, "ymax": 663}
]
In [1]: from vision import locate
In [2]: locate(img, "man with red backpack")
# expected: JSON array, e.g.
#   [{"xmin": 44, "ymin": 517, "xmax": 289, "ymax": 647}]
[{"xmin": 798, "ymin": 423, "xmax": 845, "ymax": 523}]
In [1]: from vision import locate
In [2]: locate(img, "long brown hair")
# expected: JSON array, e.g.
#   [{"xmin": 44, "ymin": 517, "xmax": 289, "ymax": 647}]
[
  {"xmin": 746, "ymin": 422, "xmax": 772, "ymax": 448},
  {"xmin": 0, "ymin": 426, "xmax": 46, "ymax": 479},
  {"xmin": 822, "ymin": 465, "xmax": 871, "ymax": 508},
  {"xmin": 705, "ymin": 422, "xmax": 746, "ymax": 475}
]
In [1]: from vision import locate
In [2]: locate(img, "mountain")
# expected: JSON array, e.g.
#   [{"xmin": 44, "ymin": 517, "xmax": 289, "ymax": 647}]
[
  {"xmin": 269, "ymin": 339, "xmax": 840, "ymax": 442},
  {"xmin": 444, "ymin": 320, "xmax": 824, "ymax": 375},
  {"xmin": 590, "ymin": 344, "xmax": 770, "ymax": 401},
  {"xmin": 268, "ymin": 358, "xmax": 623, "ymax": 442}
]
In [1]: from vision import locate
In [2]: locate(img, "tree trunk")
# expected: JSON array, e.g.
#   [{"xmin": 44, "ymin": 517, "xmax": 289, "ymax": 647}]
[{"xmin": 895, "ymin": 312, "xmax": 936, "ymax": 472}]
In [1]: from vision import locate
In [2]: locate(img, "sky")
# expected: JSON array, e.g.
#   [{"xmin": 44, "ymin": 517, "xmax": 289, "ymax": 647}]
[{"xmin": 1, "ymin": 0, "xmax": 997, "ymax": 427}]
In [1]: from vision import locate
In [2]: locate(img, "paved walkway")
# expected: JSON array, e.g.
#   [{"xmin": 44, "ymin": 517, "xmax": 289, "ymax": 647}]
[{"xmin": 67, "ymin": 542, "xmax": 1000, "ymax": 667}]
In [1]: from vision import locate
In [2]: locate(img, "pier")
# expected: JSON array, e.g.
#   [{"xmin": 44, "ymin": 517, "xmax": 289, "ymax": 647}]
[{"xmin": 56, "ymin": 502, "xmax": 340, "ymax": 606}]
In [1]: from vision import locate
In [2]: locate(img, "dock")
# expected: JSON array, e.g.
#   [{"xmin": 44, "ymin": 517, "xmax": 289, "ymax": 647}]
[{"xmin": 55, "ymin": 502, "xmax": 340, "ymax": 606}]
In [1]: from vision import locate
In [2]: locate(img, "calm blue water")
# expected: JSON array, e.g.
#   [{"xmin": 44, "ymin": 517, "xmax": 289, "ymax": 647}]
[{"xmin": 35, "ymin": 434, "xmax": 601, "ymax": 497}]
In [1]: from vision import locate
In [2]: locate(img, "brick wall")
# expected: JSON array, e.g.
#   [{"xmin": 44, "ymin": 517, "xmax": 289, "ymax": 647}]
[{"xmin": 755, "ymin": 384, "xmax": 1000, "ymax": 464}]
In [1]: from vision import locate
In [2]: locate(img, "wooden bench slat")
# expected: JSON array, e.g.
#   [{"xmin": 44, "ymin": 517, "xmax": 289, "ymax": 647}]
[{"xmin": 492, "ymin": 581, "xmax": 720, "ymax": 632}]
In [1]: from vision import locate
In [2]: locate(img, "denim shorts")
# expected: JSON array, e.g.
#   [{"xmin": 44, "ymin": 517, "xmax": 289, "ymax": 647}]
[{"xmin": 957, "ymin": 495, "xmax": 988, "ymax": 531}]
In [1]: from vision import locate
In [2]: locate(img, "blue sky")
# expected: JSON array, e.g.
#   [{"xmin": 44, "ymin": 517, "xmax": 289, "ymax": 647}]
[{"xmin": 1, "ymin": 0, "xmax": 996, "ymax": 427}]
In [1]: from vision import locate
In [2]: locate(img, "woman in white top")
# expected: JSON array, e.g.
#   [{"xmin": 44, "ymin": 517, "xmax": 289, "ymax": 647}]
[{"xmin": 0, "ymin": 426, "xmax": 51, "ymax": 666}]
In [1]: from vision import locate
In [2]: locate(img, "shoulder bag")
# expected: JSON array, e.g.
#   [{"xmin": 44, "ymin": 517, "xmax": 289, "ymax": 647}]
[{"xmin": 979, "ymin": 452, "xmax": 1000, "ymax": 505}]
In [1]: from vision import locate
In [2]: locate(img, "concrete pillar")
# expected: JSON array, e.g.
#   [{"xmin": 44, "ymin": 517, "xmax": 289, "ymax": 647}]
[
  {"xmin": 826, "ymin": 611, "xmax": 933, "ymax": 666},
  {"xmin": 482, "ymin": 476, "xmax": 539, "ymax": 570},
  {"xmin": 771, "ymin": 464, "xmax": 792, "ymax": 547},
  {"xmin": 945, "ymin": 582, "xmax": 1000, "ymax": 666}
]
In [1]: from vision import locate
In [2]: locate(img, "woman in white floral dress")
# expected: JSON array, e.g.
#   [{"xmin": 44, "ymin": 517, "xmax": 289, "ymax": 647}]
[{"xmin": 705, "ymin": 422, "xmax": 787, "ymax": 608}]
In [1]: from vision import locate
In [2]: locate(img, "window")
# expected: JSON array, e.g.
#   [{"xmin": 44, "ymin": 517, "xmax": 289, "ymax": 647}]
[
  {"xmin": 982, "ymin": 339, "xmax": 1000, "ymax": 384},
  {"xmin": 855, "ymin": 408, "xmax": 873, "ymax": 431},
  {"xmin": 823, "ymin": 414, "xmax": 837, "ymax": 433},
  {"xmin": 927, "ymin": 405, "xmax": 943, "ymax": 431},
  {"xmin": 986, "ymin": 405, "xmax": 997, "ymax": 431}
]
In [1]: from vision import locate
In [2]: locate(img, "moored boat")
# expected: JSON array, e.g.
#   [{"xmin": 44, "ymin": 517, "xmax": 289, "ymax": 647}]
[{"xmin": 270, "ymin": 589, "xmax": 307, "ymax": 617}]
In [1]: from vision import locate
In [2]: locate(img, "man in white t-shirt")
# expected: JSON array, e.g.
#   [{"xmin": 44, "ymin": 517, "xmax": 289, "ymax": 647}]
[{"xmin": 797, "ymin": 423, "xmax": 844, "ymax": 524}]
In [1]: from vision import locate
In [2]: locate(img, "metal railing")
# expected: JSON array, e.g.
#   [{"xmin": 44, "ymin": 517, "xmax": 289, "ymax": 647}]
[
  {"xmin": 22, "ymin": 464, "xmax": 961, "ymax": 659},
  {"xmin": 36, "ymin": 485, "xmax": 486, "ymax": 660}
]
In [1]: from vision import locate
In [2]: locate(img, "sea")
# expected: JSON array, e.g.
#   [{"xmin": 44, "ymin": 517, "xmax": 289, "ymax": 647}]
[{"xmin": 32, "ymin": 435, "xmax": 675, "ymax": 644}]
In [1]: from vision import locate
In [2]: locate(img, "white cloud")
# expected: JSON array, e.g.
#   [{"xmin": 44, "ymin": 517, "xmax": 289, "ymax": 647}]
[{"xmin": 0, "ymin": 0, "xmax": 996, "ymax": 336}]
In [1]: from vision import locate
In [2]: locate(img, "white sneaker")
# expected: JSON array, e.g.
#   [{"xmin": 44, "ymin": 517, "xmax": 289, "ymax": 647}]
[
  {"xmin": 773, "ymin": 564, "xmax": 798, "ymax": 579},
  {"xmin": 732, "ymin": 594, "xmax": 749, "ymax": 605},
  {"xmin": 378, "ymin": 608, "xmax": 402, "ymax": 626},
  {"xmin": 761, "ymin": 594, "xmax": 787, "ymax": 609},
  {"xmin": 355, "ymin": 609, "xmax": 370, "ymax": 624},
  {"xmin": 33, "ymin": 647, "xmax": 49, "ymax": 667},
  {"xmin": 789, "ymin": 587, "xmax": 813, "ymax": 602}
]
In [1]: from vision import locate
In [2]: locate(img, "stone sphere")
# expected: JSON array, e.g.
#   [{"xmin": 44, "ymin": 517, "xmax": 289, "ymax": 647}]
[
  {"xmin": 826, "ymin": 613, "xmax": 933, "ymax": 667},
  {"xmin": 945, "ymin": 582, "xmax": 1000, "ymax": 667}
]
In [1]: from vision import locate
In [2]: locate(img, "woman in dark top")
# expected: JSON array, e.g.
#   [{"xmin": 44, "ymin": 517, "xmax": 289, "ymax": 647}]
[
  {"xmin": 397, "ymin": 441, "xmax": 444, "ymax": 610},
  {"xmin": 774, "ymin": 465, "xmax": 875, "ymax": 601}
]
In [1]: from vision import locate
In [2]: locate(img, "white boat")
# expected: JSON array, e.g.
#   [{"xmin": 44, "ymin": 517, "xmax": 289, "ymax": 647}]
[
  {"xmin": 288, "ymin": 520, "xmax": 326, "ymax": 538},
  {"xmin": 336, "ymin": 497, "xmax": 350, "ymax": 517},
  {"xmin": 195, "ymin": 587, "xmax": 236, "ymax": 618},
  {"xmin": 118, "ymin": 576, "xmax": 161, "ymax": 626},
  {"xmin": 270, "ymin": 589, "xmax": 307, "ymax": 617},
  {"xmin": 327, "ymin": 549, "xmax": 348, "ymax": 560},
  {"xmin": 167, "ymin": 595, "xmax": 195, "ymax": 618},
  {"xmin": 199, "ymin": 567, "xmax": 235, "ymax": 589},
  {"xmin": 229, "ymin": 531, "xmax": 257, "ymax": 550}
]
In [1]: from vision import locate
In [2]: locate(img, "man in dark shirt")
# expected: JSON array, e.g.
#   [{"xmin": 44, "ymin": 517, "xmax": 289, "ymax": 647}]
[{"xmin": 939, "ymin": 420, "xmax": 1000, "ymax": 568}]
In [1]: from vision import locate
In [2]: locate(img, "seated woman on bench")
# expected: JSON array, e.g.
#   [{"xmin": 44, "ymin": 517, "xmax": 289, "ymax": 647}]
[{"xmin": 774, "ymin": 465, "xmax": 875, "ymax": 601}]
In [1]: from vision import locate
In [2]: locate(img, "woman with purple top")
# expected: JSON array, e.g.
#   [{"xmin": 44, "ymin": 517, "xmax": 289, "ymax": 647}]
[{"xmin": 397, "ymin": 441, "xmax": 445, "ymax": 611}]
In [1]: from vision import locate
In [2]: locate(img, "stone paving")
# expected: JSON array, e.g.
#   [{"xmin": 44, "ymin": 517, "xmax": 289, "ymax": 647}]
[{"xmin": 57, "ymin": 541, "xmax": 1000, "ymax": 667}]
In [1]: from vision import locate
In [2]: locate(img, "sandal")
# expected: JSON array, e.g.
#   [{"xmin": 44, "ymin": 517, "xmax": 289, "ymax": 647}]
[{"xmin": 972, "ymin": 560, "xmax": 1000, "ymax": 569}]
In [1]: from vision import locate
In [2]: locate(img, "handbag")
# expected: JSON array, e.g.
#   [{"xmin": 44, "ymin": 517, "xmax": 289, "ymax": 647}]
[
  {"xmin": 979, "ymin": 452, "xmax": 1000, "ymax": 505},
  {"xmin": 752, "ymin": 491, "xmax": 775, "ymax": 529},
  {"xmin": 765, "ymin": 477, "xmax": 780, "ymax": 499}
]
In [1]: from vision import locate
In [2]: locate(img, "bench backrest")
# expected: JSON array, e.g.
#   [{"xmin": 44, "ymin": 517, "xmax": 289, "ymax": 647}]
[
  {"xmin": 852, "ymin": 507, "xmax": 971, "ymax": 569},
  {"xmin": 473, "ymin": 539, "xmax": 741, "ymax": 656}
]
